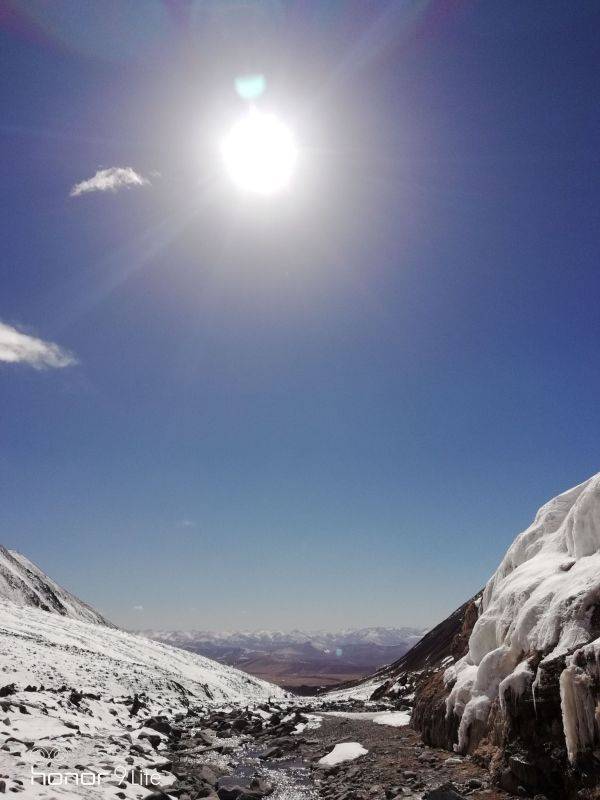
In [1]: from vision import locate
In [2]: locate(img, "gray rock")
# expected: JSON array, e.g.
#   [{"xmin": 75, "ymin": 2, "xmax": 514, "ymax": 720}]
[
  {"xmin": 217, "ymin": 787, "xmax": 245, "ymax": 800},
  {"xmin": 145, "ymin": 716, "xmax": 172, "ymax": 735},
  {"xmin": 508, "ymin": 755, "xmax": 539, "ymax": 788},
  {"xmin": 139, "ymin": 732, "xmax": 162, "ymax": 748},
  {"xmin": 258, "ymin": 746, "xmax": 283, "ymax": 760},
  {"xmin": 248, "ymin": 777, "xmax": 273, "ymax": 796},
  {"xmin": 193, "ymin": 730, "xmax": 215, "ymax": 745},
  {"xmin": 499, "ymin": 767, "xmax": 520, "ymax": 794},
  {"xmin": 197, "ymin": 787, "xmax": 218, "ymax": 799},
  {"xmin": 199, "ymin": 765, "xmax": 222, "ymax": 786},
  {"xmin": 423, "ymin": 788, "xmax": 465, "ymax": 800}
]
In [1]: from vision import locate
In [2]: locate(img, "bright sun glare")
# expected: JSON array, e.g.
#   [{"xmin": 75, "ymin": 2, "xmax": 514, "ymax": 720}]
[{"xmin": 221, "ymin": 109, "xmax": 297, "ymax": 195}]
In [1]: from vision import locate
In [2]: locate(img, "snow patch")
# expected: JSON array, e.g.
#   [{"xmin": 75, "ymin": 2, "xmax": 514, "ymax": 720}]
[
  {"xmin": 372, "ymin": 710, "xmax": 411, "ymax": 727},
  {"xmin": 321, "ymin": 710, "xmax": 410, "ymax": 726},
  {"xmin": 292, "ymin": 714, "xmax": 322, "ymax": 734},
  {"xmin": 318, "ymin": 742, "xmax": 368, "ymax": 766},
  {"xmin": 324, "ymin": 678, "xmax": 384, "ymax": 702}
]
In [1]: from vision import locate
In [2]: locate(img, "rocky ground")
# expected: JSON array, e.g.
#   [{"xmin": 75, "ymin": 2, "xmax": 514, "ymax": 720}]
[
  {"xmin": 0, "ymin": 684, "xmax": 546, "ymax": 800},
  {"xmin": 161, "ymin": 701, "xmax": 526, "ymax": 800}
]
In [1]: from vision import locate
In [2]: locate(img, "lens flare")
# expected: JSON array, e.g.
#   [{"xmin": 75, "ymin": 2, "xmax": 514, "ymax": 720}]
[
  {"xmin": 221, "ymin": 109, "xmax": 297, "ymax": 195},
  {"xmin": 235, "ymin": 74, "xmax": 266, "ymax": 101}
]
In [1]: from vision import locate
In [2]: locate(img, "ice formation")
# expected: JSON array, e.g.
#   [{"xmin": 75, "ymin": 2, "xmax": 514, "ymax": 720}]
[
  {"xmin": 445, "ymin": 472, "xmax": 600, "ymax": 759},
  {"xmin": 560, "ymin": 639, "xmax": 600, "ymax": 762}
]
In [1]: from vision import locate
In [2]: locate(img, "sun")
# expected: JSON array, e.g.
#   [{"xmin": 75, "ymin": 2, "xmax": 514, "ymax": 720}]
[{"xmin": 221, "ymin": 109, "xmax": 297, "ymax": 195}]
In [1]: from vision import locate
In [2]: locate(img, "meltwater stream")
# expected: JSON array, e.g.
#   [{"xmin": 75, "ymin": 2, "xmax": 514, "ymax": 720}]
[{"xmin": 218, "ymin": 744, "xmax": 318, "ymax": 800}]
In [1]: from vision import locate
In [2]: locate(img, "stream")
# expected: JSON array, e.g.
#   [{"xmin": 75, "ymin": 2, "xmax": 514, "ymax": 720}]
[{"xmin": 217, "ymin": 743, "xmax": 318, "ymax": 800}]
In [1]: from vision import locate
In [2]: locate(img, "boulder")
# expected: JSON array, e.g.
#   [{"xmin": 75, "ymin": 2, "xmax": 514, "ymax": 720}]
[
  {"xmin": 248, "ymin": 776, "xmax": 273, "ymax": 796},
  {"xmin": 217, "ymin": 787, "xmax": 245, "ymax": 800},
  {"xmin": 422, "ymin": 788, "xmax": 465, "ymax": 800},
  {"xmin": 145, "ymin": 716, "xmax": 172, "ymax": 735}
]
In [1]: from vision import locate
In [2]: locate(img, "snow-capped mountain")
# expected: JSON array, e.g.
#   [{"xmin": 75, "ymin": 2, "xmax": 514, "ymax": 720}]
[
  {"xmin": 140, "ymin": 627, "xmax": 425, "ymax": 689},
  {"xmin": 325, "ymin": 594, "xmax": 480, "ymax": 703},
  {"xmin": 0, "ymin": 545, "xmax": 112, "ymax": 626},
  {"xmin": 142, "ymin": 626, "xmax": 424, "ymax": 649}
]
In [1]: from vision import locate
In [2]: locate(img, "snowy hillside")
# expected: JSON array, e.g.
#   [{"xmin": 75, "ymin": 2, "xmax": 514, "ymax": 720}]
[
  {"xmin": 0, "ymin": 546, "xmax": 288, "ymax": 800},
  {"xmin": 0, "ymin": 598, "xmax": 284, "ymax": 705},
  {"xmin": 0, "ymin": 597, "xmax": 285, "ymax": 800},
  {"xmin": 445, "ymin": 472, "xmax": 600, "ymax": 762},
  {"xmin": 0, "ymin": 546, "xmax": 112, "ymax": 626}
]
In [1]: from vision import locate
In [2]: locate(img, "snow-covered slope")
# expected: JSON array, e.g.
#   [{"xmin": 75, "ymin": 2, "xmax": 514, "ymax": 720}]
[
  {"xmin": 0, "ymin": 546, "xmax": 112, "ymax": 626},
  {"xmin": 445, "ymin": 472, "xmax": 600, "ymax": 761},
  {"xmin": 0, "ymin": 597, "xmax": 286, "ymax": 800},
  {"xmin": 0, "ymin": 597, "xmax": 285, "ymax": 705},
  {"xmin": 0, "ymin": 547, "xmax": 286, "ymax": 800}
]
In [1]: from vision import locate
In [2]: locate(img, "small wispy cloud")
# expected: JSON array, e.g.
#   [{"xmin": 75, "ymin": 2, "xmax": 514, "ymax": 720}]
[
  {"xmin": 0, "ymin": 321, "xmax": 77, "ymax": 369},
  {"xmin": 178, "ymin": 519, "xmax": 196, "ymax": 528},
  {"xmin": 133, "ymin": 605, "xmax": 144, "ymax": 612},
  {"xmin": 70, "ymin": 167, "xmax": 150, "ymax": 197}
]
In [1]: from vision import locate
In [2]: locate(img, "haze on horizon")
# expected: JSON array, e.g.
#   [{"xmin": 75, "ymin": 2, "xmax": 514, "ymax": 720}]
[{"xmin": 2, "ymin": 2, "xmax": 600, "ymax": 632}]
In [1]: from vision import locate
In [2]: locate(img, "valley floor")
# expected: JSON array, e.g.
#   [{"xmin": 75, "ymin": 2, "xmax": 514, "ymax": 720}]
[
  {"xmin": 305, "ymin": 714, "xmax": 515, "ymax": 800},
  {"xmin": 162, "ymin": 701, "xmax": 522, "ymax": 800},
  {"xmin": 0, "ymin": 689, "xmax": 522, "ymax": 800}
]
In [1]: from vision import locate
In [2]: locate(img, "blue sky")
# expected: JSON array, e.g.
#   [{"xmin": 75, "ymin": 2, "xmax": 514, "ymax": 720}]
[{"xmin": 1, "ymin": 1, "xmax": 600, "ymax": 630}]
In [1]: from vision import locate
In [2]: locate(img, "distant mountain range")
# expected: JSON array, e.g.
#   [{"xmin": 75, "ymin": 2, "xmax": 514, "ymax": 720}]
[{"xmin": 140, "ymin": 626, "xmax": 426, "ymax": 689}]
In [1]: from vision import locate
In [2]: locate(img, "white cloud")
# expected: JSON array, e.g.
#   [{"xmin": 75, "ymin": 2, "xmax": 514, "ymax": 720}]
[
  {"xmin": 0, "ymin": 321, "xmax": 77, "ymax": 369},
  {"xmin": 133, "ymin": 605, "xmax": 144, "ymax": 612},
  {"xmin": 70, "ymin": 167, "xmax": 149, "ymax": 197},
  {"xmin": 178, "ymin": 519, "xmax": 196, "ymax": 528}
]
